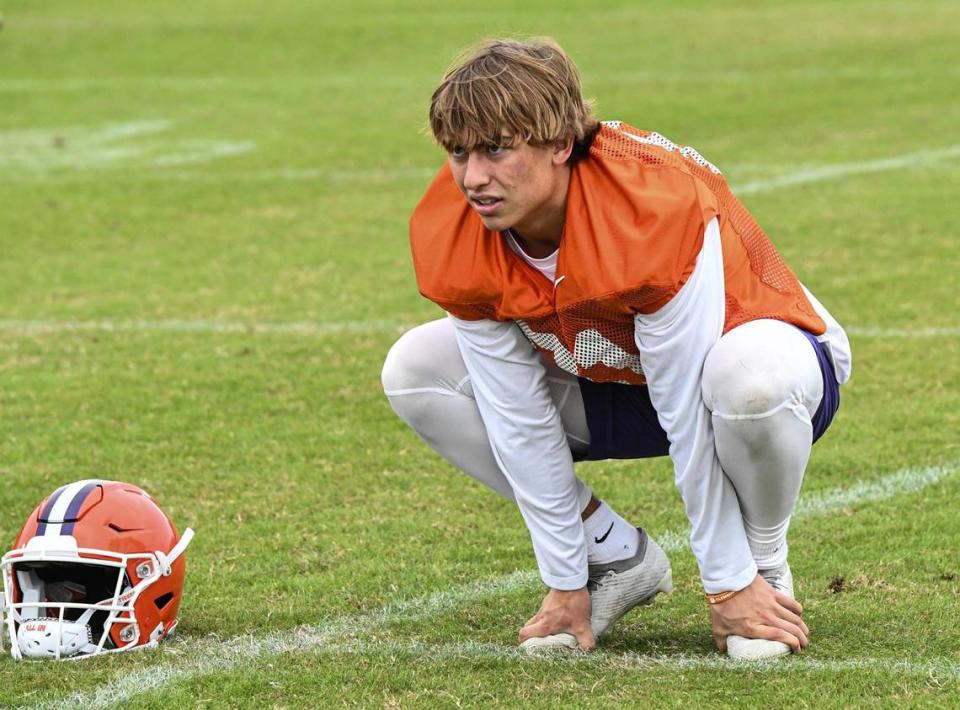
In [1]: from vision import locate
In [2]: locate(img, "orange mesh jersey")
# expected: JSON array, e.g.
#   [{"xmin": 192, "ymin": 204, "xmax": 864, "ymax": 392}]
[{"xmin": 410, "ymin": 121, "xmax": 825, "ymax": 385}]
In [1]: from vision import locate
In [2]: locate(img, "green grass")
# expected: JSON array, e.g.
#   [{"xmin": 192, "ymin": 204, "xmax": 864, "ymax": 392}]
[{"xmin": 1, "ymin": 0, "xmax": 959, "ymax": 706}]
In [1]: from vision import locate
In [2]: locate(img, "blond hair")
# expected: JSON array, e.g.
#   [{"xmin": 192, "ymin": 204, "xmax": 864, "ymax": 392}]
[{"xmin": 429, "ymin": 38, "xmax": 598, "ymax": 163}]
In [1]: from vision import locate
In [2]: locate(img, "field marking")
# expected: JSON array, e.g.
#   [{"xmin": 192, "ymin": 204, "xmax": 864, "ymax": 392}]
[
  {"xmin": 325, "ymin": 639, "xmax": 960, "ymax": 681},
  {"xmin": 0, "ymin": 318, "xmax": 409, "ymax": 337},
  {"xmin": 161, "ymin": 140, "xmax": 959, "ymax": 185},
  {"xmin": 3, "ymin": 67, "xmax": 960, "ymax": 93},
  {"xmin": 0, "ymin": 319, "xmax": 957, "ymax": 340},
  {"xmin": 845, "ymin": 326, "xmax": 960, "ymax": 338},
  {"xmin": 35, "ymin": 642, "xmax": 960, "ymax": 710},
  {"xmin": 3, "ymin": 165, "xmax": 437, "ymax": 185},
  {"xmin": 29, "ymin": 461, "xmax": 959, "ymax": 710},
  {"xmin": 32, "ymin": 572, "xmax": 539, "ymax": 710},
  {"xmin": 165, "ymin": 165, "xmax": 439, "ymax": 183},
  {"xmin": 0, "ymin": 120, "xmax": 254, "ymax": 173},
  {"xmin": 3, "ymin": 135, "xmax": 957, "ymax": 187},
  {"xmin": 733, "ymin": 144, "xmax": 960, "ymax": 194},
  {"xmin": 0, "ymin": 119, "xmax": 171, "ymax": 146}
]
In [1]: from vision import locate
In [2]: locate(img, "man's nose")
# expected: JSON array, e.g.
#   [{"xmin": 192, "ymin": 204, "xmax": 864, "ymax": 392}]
[{"xmin": 462, "ymin": 153, "xmax": 490, "ymax": 191}]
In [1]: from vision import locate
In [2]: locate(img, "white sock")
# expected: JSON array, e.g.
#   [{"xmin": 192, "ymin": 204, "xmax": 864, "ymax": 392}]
[
  {"xmin": 584, "ymin": 502, "xmax": 638, "ymax": 565},
  {"xmin": 744, "ymin": 517, "xmax": 790, "ymax": 570}
]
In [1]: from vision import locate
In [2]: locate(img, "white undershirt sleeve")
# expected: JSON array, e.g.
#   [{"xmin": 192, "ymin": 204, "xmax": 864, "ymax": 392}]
[
  {"xmin": 634, "ymin": 217, "xmax": 757, "ymax": 594},
  {"xmin": 800, "ymin": 283, "xmax": 852, "ymax": 385},
  {"xmin": 449, "ymin": 315, "xmax": 588, "ymax": 590}
]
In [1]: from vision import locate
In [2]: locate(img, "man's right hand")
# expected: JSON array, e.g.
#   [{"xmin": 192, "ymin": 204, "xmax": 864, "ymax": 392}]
[
  {"xmin": 518, "ymin": 586, "xmax": 596, "ymax": 651},
  {"xmin": 708, "ymin": 574, "xmax": 808, "ymax": 652}
]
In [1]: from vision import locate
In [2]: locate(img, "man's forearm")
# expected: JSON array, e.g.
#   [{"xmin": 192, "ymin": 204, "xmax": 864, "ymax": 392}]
[{"xmin": 450, "ymin": 315, "xmax": 590, "ymax": 589}]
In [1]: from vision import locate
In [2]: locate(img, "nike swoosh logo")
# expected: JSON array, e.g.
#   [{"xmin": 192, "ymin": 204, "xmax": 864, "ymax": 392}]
[{"xmin": 594, "ymin": 522, "xmax": 615, "ymax": 544}]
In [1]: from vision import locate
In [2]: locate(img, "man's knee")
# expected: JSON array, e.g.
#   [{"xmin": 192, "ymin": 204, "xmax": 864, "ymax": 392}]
[
  {"xmin": 381, "ymin": 327, "xmax": 429, "ymax": 393},
  {"xmin": 702, "ymin": 353, "xmax": 792, "ymax": 417},
  {"xmin": 701, "ymin": 320, "xmax": 822, "ymax": 418},
  {"xmin": 381, "ymin": 319, "xmax": 465, "ymax": 394}
]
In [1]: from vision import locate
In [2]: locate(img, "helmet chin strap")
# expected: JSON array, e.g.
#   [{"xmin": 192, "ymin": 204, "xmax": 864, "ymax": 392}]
[
  {"xmin": 155, "ymin": 528, "xmax": 194, "ymax": 576},
  {"xmin": 74, "ymin": 606, "xmax": 97, "ymax": 630},
  {"xmin": 17, "ymin": 607, "xmax": 100, "ymax": 659}
]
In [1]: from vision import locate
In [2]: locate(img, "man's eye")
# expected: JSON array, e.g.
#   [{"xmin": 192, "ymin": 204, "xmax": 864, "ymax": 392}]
[
  {"xmin": 487, "ymin": 144, "xmax": 505, "ymax": 155},
  {"xmin": 450, "ymin": 146, "xmax": 466, "ymax": 158}
]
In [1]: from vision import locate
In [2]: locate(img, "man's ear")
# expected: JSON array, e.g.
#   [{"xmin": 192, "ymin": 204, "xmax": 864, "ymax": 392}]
[{"xmin": 552, "ymin": 135, "xmax": 574, "ymax": 166}]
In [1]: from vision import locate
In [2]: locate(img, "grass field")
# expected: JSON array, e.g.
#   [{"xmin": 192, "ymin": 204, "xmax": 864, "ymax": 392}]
[{"xmin": 1, "ymin": 0, "xmax": 959, "ymax": 706}]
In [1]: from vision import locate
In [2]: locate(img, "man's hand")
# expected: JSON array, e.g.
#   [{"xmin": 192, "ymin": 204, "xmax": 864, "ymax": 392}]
[
  {"xmin": 518, "ymin": 587, "xmax": 596, "ymax": 651},
  {"xmin": 708, "ymin": 574, "xmax": 809, "ymax": 652}
]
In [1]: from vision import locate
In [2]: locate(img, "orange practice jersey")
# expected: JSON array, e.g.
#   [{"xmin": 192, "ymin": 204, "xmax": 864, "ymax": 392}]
[{"xmin": 410, "ymin": 121, "xmax": 825, "ymax": 385}]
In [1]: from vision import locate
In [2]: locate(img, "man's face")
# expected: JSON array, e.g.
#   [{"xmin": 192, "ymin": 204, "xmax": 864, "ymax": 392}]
[{"xmin": 447, "ymin": 136, "xmax": 572, "ymax": 240}]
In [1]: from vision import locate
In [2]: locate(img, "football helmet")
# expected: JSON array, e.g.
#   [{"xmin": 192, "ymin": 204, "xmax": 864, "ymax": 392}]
[{"xmin": 1, "ymin": 479, "xmax": 194, "ymax": 660}]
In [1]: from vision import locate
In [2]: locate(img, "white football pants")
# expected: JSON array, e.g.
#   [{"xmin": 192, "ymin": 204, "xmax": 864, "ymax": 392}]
[{"xmin": 381, "ymin": 317, "xmax": 823, "ymax": 570}]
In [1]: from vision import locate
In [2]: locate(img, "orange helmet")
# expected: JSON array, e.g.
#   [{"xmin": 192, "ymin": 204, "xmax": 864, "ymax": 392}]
[{"xmin": 1, "ymin": 480, "xmax": 194, "ymax": 659}]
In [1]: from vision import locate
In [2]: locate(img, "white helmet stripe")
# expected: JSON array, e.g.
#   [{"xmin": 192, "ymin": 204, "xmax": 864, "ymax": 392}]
[{"xmin": 40, "ymin": 479, "xmax": 103, "ymax": 537}]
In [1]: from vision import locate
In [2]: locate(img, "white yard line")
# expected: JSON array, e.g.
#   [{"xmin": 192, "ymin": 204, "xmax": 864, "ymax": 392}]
[
  {"xmin": 845, "ymin": 326, "xmax": 960, "ymax": 338},
  {"xmin": 0, "ymin": 318, "xmax": 410, "ymax": 337},
  {"xmin": 149, "ymin": 144, "xmax": 960, "ymax": 185},
  {"xmin": 3, "ymin": 67, "xmax": 959, "ymax": 93},
  {"xmin": 4, "ymin": 134, "xmax": 956, "ymax": 187},
  {"xmin": 0, "ymin": 76, "xmax": 434, "ymax": 93},
  {"xmin": 0, "ymin": 318, "xmax": 956, "ymax": 340},
  {"xmin": 0, "ymin": 120, "xmax": 171, "ymax": 148},
  {"xmin": 30, "ymin": 461, "xmax": 959, "ymax": 710},
  {"xmin": 0, "ymin": 120, "xmax": 255, "ymax": 173},
  {"xmin": 159, "ymin": 166, "xmax": 438, "ymax": 182},
  {"xmin": 32, "ymin": 572, "xmax": 538, "ymax": 710},
  {"xmin": 326, "ymin": 638, "xmax": 960, "ymax": 681},
  {"xmin": 732, "ymin": 144, "xmax": 960, "ymax": 194},
  {"xmin": 37, "ymin": 641, "xmax": 960, "ymax": 710},
  {"xmin": 794, "ymin": 464, "xmax": 959, "ymax": 517}
]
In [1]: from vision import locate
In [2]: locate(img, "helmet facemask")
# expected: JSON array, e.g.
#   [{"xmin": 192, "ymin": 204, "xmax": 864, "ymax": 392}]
[
  {"xmin": 2, "ymin": 480, "xmax": 194, "ymax": 660},
  {"xmin": 1, "ymin": 538, "xmax": 183, "ymax": 659}
]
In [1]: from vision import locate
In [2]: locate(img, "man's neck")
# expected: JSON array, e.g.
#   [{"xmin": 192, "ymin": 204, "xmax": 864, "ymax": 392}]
[
  {"xmin": 509, "ymin": 169, "xmax": 570, "ymax": 258},
  {"xmin": 510, "ymin": 230, "xmax": 560, "ymax": 259}
]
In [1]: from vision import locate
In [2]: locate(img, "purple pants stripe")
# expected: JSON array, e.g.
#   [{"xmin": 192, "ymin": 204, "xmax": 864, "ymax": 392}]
[{"xmin": 801, "ymin": 330, "xmax": 841, "ymax": 443}]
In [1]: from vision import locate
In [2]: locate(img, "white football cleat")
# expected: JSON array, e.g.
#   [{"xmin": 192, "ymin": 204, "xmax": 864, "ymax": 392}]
[
  {"xmin": 726, "ymin": 563, "xmax": 795, "ymax": 661},
  {"xmin": 588, "ymin": 529, "xmax": 673, "ymax": 639},
  {"xmin": 519, "ymin": 529, "xmax": 672, "ymax": 653}
]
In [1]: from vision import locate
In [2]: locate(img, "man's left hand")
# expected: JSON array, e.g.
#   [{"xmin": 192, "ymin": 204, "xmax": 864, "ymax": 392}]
[{"xmin": 708, "ymin": 574, "xmax": 808, "ymax": 652}]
